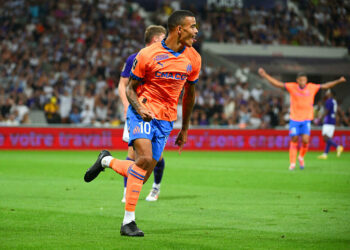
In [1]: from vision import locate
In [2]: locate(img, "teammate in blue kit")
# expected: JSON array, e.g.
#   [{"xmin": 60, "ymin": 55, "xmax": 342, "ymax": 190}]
[
  {"xmin": 118, "ymin": 25, "xmax": 167, "ymax": 202},
  {"xmin": 318, "ymin": 89, "xmax": 344, "ymax": 159}
]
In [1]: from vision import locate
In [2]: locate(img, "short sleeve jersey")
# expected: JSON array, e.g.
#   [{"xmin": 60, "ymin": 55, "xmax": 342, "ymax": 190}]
[
  {"xmin": 120, "ymin": 53, "xmax": 137, "ymax": 78},
  {"xmin": 130, "ymin": 40, "xmax": 201, "ymax": 121},
  {"xmin": 285, "ymin": 82, "xmax": 320, "ymax": 121},
  {"xmin": 323, "ymin": 98, "xmax": 337, "ymax": 125}
]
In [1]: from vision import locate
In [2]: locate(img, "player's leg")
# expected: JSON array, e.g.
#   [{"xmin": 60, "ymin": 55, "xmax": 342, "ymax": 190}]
[
  {"xmin": 318, "ymin": 135, "xmax": 330, "ymax": 159},
  {"xmin": 122, "ymin": 146, "xmax": 135, "ymax": 203},
  {"xmin": 298, "ymin": 134, "xmax": 309, "ymax": 169},
  {"xmin": 288, "ymin": 120, "xmax": 299, "ymax": 170},
  {"xmin": 120, "ymin": 138, "xmax": 158, "ymax": 237},
  {"xmin": 318, "ymin": 124, "xmax": 343, "ymax": 158},
  {"xmin": 323, "ymin": 124, "xmax": 344, "ymax": 157},
  {"xmin": 146, "ymin": 155, "xmax": 165, "ymax": 201},
  {"xmin": 145, "ymin": 120, "xmax": 172, "ymax": 201},
  {"xmin": 289, "ymin": 136, "xmax": 298, "ymax": 170},
  {"xmin": 318, "ymin": 125, "xmax": 330, "ymax": 159},
  {"xmin": 297, "ymin": 121, "xmax": 311, "ymax": 170},
  {"xmin": 121, "ymin": 118, "xmax": 134, "ymax": 202},
  {"xmin": 120, "ymin": 105, "xmax": 164, "ymax": 236}
]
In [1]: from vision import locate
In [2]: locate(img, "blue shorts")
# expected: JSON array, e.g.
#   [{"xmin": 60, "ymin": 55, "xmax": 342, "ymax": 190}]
[
  {"xmin": 289, "ymin": 120, "xmax": 311, "ymax": 137},
  {"xmin": 126, "ymin": 106, "xmax": 173, "ymax": 161}
]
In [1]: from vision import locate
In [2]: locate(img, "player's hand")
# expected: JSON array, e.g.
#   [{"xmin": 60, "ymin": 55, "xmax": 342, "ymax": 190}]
[
  {"xmin": 339, "ymin": 76, "xmax": 346, "ymax": 82},
  {"xmin": 258, "ymin": 68, "xmax": 266, "ymax": 77},
  {"xmin": 138, "ymin": 107, "xmax": 155, "ymax": 122},
  {"xmin": 175, "ymin": 129, "xmax": 188, "ymax": 155}
]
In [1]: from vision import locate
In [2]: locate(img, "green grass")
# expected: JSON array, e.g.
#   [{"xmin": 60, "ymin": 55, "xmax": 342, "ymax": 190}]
[{"xmin": 0, "ymin": 150, "xmax": 349, "ymax": 249}]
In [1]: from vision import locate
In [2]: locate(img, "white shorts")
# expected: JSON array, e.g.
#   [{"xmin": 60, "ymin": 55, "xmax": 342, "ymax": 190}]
[
  {"xmin": 322, "ymin": 124, "xmax": 335, "ymax": 138},
  {"xmin": 122, "ymin": 121, "xmax": 129, "ymax": 143}
]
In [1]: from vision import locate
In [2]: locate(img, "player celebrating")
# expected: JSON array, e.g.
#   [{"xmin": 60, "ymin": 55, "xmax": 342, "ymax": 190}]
[
  {"xmin": 258, "ymin": 68, "xmax": 346, "ymax": 170},
  {"xmin": 118, "ymin": 25, "xmax": 167, "ymax": 203},
  {"xmin": 84, "ymin": 10, "xmax": 201, "ymax": 236},
  {"xmin": 318, "ymin": 89, "xmax": 344, "ymax": 159}
]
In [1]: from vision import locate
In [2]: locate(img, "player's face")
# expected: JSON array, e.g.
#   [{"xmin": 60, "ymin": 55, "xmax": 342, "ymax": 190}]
[
  {"xmin": 179, "ymin": 16, "xmax": 198, "ymax": 47},
  {"xmin": 297, "ymin": 76, "xmax": 307, "ymax": 88}
]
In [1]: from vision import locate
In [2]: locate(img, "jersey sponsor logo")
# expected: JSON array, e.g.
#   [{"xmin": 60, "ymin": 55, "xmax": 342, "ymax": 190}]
[
  {"xmin": 154, "ymin": 54, "xmax": 169, "ymax": 62},
  {"xmin": 155, "ymin": 71, "xmax": 187, "ymax": 80}
]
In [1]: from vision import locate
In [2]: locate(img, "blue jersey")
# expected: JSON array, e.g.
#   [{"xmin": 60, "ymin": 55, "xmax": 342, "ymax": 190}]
[
  {"xmin": 323, "ymin": 98, "xmax": 337, "ymax": 125},
  {"xmin": 120, "ymin": 53, "xmax": 137, "ymax": 78}
]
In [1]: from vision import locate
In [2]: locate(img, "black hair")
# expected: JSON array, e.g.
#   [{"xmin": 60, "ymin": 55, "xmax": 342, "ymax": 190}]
[
  {"xmin": 297, "ymin": 72, "xmax": 307, "ymax": 78},
  {"xmin": 167, "ymin": 10, "xmax": 195, "ymax": 31}
]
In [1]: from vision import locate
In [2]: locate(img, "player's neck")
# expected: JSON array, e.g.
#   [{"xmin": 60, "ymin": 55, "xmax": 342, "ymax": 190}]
[{"xmin": 164, "ymin": 36, "xmax": 185, "ymax": 52}]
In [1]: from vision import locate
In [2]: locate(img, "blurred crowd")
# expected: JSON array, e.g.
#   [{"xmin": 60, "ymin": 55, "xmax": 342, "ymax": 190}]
[
  {"xmin": 0, "ymin": 0, "xmax": 145, "ymax": 126},
  {"xmin": 1, "ymin": 0, "xmax": 349, "ymax": 128},
  {"xmin": 153, "ymin": 0, "xmax": 349, "ymax": 47},
  {"xmin": 294, "ymin": 0, "xmax": 350, "ymax": 47}
]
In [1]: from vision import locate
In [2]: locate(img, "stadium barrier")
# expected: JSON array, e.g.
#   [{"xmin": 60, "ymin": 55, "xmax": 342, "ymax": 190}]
[{"xmin": 0, "ymin": 127, "xmax": 349, "ymax": 151}]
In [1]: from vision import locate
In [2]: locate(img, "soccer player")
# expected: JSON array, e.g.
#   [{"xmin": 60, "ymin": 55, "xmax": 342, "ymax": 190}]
[
  {"xmin": 258, "ymin": 68, "xmax": 346, "ymax": 170},
  {"xmin": 317, "ymin": 89, "xmax": 344, "ymax": 159},
  {"xmin": 84, "ymin": 10, "xmax": 201, "ymax": 236},
  {"xmin": 118, "ymin": 25, "xmax": 167, "ymax": 203}
]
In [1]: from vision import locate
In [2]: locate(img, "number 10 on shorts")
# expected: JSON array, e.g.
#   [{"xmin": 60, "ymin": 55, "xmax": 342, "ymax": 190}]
[{"xmin": 139, "ymin": 121, "xmax": 151, "ymax": 134}]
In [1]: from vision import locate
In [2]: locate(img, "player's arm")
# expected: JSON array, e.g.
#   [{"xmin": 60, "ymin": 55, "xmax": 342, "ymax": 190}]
[
  {"xmin": 258, "ymin": 67, "xmax": 284, "ymax": 89},
  {"xmin": 175, "ymin": 82, "xmax": 196, "ymax": 152},
  {"xmin": 117, "ymin": 76, "xmax": 129, "ymax": 118},
  {"xmin": 126, "ymin": 78, "xmax": 154, "ymax": 122},
  {"xmin": 320, "ymin": 76, "xmax": 346, "ymax": 89}
]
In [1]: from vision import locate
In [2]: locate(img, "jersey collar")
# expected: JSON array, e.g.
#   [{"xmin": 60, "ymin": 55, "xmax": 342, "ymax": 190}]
[{"xmin": 161, "ymin": 39, "xmax": 186, "ymax": 57}]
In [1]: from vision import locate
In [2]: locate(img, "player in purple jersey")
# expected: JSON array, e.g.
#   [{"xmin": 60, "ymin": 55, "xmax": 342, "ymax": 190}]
[
  {"xmin": 117, "ymin": 25, "xmax": 167, "ymax": 202},
  {"xmin": 318, "ymin": 89, "xmax": 344, "ymax": 159}
]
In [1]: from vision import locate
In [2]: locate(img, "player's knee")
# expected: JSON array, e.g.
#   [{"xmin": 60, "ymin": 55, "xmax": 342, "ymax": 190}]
[
  {"xmin": 302, "ymin": 139, "xmax": 309, "ymax": 145},
  {"xmin": 135, "ymin": 156, "xmax": 153, "ymax": 170},
  {"xmin": 291, "ymin": 136, "xmax": 298, "ymax": 142}
]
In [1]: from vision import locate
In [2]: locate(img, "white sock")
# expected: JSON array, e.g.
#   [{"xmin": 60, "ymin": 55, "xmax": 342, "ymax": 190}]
[
  {"xmin": 123, "ymin": 187, "xmax": 127, "ymax": 197},
  {"xmin": 152, "ymin": 183, "xmax": 160, "ymax": 190},
  {"xmin": 101, "ymin": 156, "xmax": 113, "ymax": 168},
  {"xmin": 123, "ymin": 210, "xmax": 135, "ymax": 225}
]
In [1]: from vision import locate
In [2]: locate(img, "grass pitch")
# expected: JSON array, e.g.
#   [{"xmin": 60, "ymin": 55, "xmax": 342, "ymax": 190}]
[{"xmin": 0, "ymin": 150, "xmax": 349, "ymax": 249}]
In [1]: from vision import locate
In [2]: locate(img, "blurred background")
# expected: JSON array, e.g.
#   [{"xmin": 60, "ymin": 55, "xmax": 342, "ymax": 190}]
[{"xmin": 1, "ymin": 0, "xmax": 349, "ymax": 129}]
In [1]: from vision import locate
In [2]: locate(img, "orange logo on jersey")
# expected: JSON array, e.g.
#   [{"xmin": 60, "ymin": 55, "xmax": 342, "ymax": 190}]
[{"xmin": 133, "ymin": 126, "xmax": 140, "ymax": 135}]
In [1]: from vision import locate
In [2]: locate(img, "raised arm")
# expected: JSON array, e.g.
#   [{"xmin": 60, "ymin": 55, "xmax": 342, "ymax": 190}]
[
  {"xmin": 117, "ymin": 76, "xmax": 130, "ymax": 118},
  {"xmin": 175, "ymin": 82, "xmax": 196, "ymax": 152},
  {"xmin": 258, "ymin": 67, "xmax": 284, "ymax": 89},
  {"xmin": 126, "ymin": 78, "xmax": 154, "ymax": 122},
  {"xmin": 320, "ymin": 76, "xmax": 346, "ymax": 90}
]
